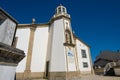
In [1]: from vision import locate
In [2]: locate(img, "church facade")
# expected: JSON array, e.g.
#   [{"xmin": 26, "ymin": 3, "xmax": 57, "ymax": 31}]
[{"xmin": 16, "ymin": 5, "xmax": 93, "ymax": 80}]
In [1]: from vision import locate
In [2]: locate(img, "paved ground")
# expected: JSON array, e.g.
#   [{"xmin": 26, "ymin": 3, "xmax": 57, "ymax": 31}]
[
  {"xmin": 33, "ymin": 75, "xmax": 120, "ymax": 80},
  {"xmin": 70, "ymin": 75, "xmax": 120, "ymax": 80}
]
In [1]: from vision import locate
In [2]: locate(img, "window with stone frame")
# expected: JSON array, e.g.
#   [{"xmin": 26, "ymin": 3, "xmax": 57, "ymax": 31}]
[
  {"xmin": 81, "ymin": 49, "xmax": 87, "ymax": 58},
  {"xmin": 83, "ymin": 62, "xmax": 88, "ymax": 68}
]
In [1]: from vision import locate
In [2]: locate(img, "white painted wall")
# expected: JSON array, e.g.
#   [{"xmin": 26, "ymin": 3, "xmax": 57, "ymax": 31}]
[
  {"xmin": 16, "ymin": 28, "xmax": 30, "ymax": 72},
  {"xmin": 31, "ymin": 27, "xmax": 48, "ymax": 72},
  {"xmin": 16, "ymin": 27, "xmax": 49, "ymax": 72},
  {"xmin": 0, "ymin": 65, "xmax": 16, "ymax": 80},
  {"xmin": 50, "ymin": 19, "xmax": 67, "ymax": 72},
  {"xmin": 76, "ymin": 39, "xmax": 91, "ymax": 72}
]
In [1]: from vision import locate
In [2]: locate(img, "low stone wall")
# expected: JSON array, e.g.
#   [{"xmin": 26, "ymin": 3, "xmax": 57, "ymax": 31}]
[
  {"xmin": 80, "ymin": 71, "xmax": 93, "ymax": 75},
  {"xmin": 114, "ymin": 68, "xmax": 120, "ymax": 76},
  {"xmin": 94, "ymin": 68, "xmax": 104, "ymax": 75},
  {"xmin": 16, "ymin": 71, "xmax": 93, "ymax": 80},
  {"xmin": 49, "ymin": 72, "xmax": 66, "ymax": 80}
]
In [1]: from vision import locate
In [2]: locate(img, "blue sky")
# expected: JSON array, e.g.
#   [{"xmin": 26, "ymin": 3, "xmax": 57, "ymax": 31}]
[{"xmin": 0, "ymin": 0, "xmax": 120, "ymax": 63}]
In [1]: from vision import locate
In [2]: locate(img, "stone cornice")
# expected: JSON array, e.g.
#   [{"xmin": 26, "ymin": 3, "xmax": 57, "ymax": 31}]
[
  {"xmin": 17, "ymin": 14, "xmax": 70, "ymax": 29},
  {"xmin": 0, "ymin": 42, "xmax": 25, "ymax": 65},
  {"xmin": 63, "ymin": 42, "xmax": 76, "ymax": 47},
  {"xmin": 17, "ymin": 23, "xmax": 49, "ymax": 29},
  {"xmin": 49, "ymin": 14, "xmax": 71, "ymax": 25},
  {"xmin": 0, "ymin": 62, "xmax": 17, "ymax": 66}
]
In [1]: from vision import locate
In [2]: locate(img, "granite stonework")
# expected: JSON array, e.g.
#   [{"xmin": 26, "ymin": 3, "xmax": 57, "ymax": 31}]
[
  {"xmin": 0, "ymin": 8, "xmax": 25, "ymax": 80},
  {"xmin": 0, "ymin": 42, "xmax": 25, "ymax": 64},
  {"xmin": 16, "ymin": 72, "xmax": 45, "ymax": 80},
  {"xmin": 48, "ymin": 71, "xmax": 92, "ymax": 80}
]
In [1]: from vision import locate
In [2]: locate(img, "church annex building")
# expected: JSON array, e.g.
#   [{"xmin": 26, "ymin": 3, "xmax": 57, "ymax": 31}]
[{"xmin": 16, "ymin": 5, "xmax": 94, "ymax": 80}]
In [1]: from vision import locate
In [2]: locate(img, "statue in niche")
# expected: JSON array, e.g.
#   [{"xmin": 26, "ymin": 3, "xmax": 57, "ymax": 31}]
[
  {"xmin": 65, "ymin": 30, "xmax": 72, "ymax": 44},
  {"xmin": 65, "ymin": 22, "xmax": 69, "ymax": 29}
]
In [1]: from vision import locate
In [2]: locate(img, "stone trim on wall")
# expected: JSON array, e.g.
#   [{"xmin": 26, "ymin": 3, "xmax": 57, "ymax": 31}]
[
  {"xmin": 88, "ymin": 47, "xmax": 95, "ymax": 74},
  {"xmin": 17, "ymin": 23, "xmax": 49, "ymax": 29},
  {"xmin": 49, "ymin": 72, "xmax": 66, "ymax": 80},
  {"xmin": 80, "ymin": 71, "xmax": 92, "ymax": 75},
  {"xmin": 0, "ymin": 62, "xmax": 17, "ymax": 66},
  {"xmin": 16, "ymin": 72, "xmax": 45, "ymax": 80},
  {"xmin": 23, "ymin": 26, "xmax": 36, "ymax": 80},
  {"xmin": 49, "ymin": 71, "xmax": 80, "ymax": 80}
]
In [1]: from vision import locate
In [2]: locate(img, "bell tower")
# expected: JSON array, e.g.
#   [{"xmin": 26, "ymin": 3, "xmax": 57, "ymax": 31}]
[
  {"xmin": 53, "ymin": 4, "xmax": 70, "ymax": 19},
  {"xmin": 55, "ymin": 4, "xmax": 67, "ymax": 14},
  {"xmin": 47, "ymin": 5, "xmax": 78, "ymax": 80}
]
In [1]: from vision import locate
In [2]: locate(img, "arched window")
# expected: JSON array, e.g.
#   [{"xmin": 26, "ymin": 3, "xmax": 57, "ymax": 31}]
[
  {"xmin": 56, "ymin": 5, "xmax": 67, "ymax": 14},
  {"xmin": 63, "ymin": 8, "xmax": 65, "ymax": 13},
  {"xmin": 58, "ymin": 7, "xmax": 61, "ymax": 14}
]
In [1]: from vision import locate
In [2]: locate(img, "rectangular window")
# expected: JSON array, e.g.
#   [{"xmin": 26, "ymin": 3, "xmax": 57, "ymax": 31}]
[
  {"xmin": 81, "ymin": 49, "xmax": 87, "ymax": 58},
  {"xmin": 83, "ymin": 62, "xmax": 88, "ymax": 68}
]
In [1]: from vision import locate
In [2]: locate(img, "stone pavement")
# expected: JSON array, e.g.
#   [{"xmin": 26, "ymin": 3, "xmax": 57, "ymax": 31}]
[
  {"xmin": 69, "ymin": 75, "xmax": 120, "ymax": 80},
  {"xmin": 33, "ymin": 75, "xmax": 120, "ymax": 80}
]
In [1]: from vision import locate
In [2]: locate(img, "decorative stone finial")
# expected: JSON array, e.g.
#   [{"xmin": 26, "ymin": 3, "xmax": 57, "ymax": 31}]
[
  {"xmin": 60, "ymin": 4, "xmax": 62, "ymax": 6},
  {"xmin": 32, "ymin": 18, "xmax": 35, "ymax": 24}
]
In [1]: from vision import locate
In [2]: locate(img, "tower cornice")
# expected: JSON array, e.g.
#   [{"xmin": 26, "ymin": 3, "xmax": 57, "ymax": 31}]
[
  {"xmin": 49, "ymin": 14, "xmax": 71, "ymax": 25},
  {"xmin": 48, "ymin": 5, "xmax": 71, "ymax": 24}
]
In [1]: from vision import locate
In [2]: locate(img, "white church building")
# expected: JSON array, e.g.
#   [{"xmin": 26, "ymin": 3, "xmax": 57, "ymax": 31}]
[{"xmin": 15, "ymin": 5, "xmax": 94, "ymax": 80}]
